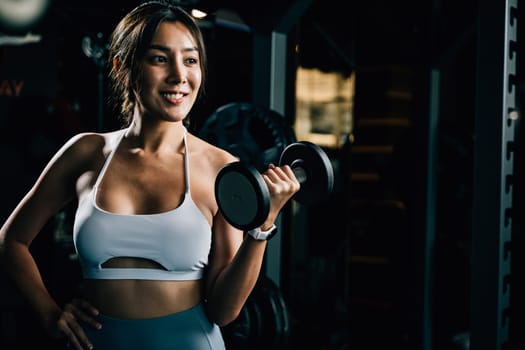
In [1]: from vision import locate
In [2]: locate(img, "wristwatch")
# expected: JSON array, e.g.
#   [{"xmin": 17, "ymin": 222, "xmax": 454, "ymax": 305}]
[{"xmin": 246, "ymin": 224, "xmax": 278, "ymax": 241}]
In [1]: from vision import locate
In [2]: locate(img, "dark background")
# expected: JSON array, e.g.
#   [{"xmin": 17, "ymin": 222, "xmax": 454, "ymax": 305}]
[{"xmin": 1, "ymin": 0, "xmax": 523, "ymax": 349}]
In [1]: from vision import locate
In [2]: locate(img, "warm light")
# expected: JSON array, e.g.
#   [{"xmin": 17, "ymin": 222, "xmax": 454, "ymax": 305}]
[
  {"xmin": 191, "ymin": 9, "xmax": 207, "ymax": 19},
  {"xmin": 0, "ymin": 0, "xmax": 50, "ymax": 31},
  {"xmin": 295, "ymin": 67, "xmax": 355, "ymax": 148}
]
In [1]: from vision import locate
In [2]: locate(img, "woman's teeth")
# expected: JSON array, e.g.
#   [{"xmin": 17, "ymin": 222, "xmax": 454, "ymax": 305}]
[{"xmin": 162, "ymin": 93, "xmax": 183, "ymax": 99}]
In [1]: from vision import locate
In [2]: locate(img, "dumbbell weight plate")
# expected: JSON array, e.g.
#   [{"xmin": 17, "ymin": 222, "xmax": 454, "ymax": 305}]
[
  {"xmin": 198, "ymin": 102, "xmax": 296, "ymax": 173},
  {"xmin": 215, "ymin": 162, "xmax": 270, "ymax": 231},
  {"xmin": 279, "ymin": 141, "xmax": 334, "ymax": 205}
]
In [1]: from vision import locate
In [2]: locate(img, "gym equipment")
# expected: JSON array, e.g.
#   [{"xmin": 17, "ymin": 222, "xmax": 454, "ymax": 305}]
[
  {"xmin": 221, "ymin": 275, "xmax": 290, "ymax": 350},
  {"xmin": 215, "ymin": 141, "xmax": 334, "ymax": 230},
  {"xmin": 81, "ymin": 32, "xmax": 108, "ymax": 131},
  {"xmin": 198, "ymin": 102, "xmax": 296, "ymax": 173}
]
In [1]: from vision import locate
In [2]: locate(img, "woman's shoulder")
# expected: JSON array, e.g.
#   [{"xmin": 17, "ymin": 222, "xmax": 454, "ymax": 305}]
[
  {"xmin": 62, "ymin": 129, "xmax": 124, "ymax": 155},
  {"xmin": 53, "ymin": 129, "xmax": 126, "ymax": 170},
  {"xmin": 189, "ymin": 133, "xmax": 239, "ymax": 165}
]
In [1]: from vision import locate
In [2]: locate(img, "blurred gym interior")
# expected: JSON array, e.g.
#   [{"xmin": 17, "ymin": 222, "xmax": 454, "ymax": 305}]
[{"xmin": 0, "ymin": 0, "xmax": 523, "ymax": 349}]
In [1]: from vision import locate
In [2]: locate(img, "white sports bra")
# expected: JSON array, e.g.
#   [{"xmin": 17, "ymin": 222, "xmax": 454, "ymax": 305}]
[{"xmin": 73, "ymin": 127, "xmax": 212, "ymax": 280}]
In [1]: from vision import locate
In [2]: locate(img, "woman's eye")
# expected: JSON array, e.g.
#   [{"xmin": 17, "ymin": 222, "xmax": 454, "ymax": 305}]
[
  {"xmin": 150, "ymin": 56, "xmax": 167, "ymax": 63},
  {"xmin": 185, "ymin": 57, "xmax": 198, "ymax": 65}
]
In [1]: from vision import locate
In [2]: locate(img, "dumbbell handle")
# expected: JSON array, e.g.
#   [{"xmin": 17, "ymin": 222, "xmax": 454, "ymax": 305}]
[{"xmin": 290, "ymin": 160, "xmax": 307, "ymax": 184}]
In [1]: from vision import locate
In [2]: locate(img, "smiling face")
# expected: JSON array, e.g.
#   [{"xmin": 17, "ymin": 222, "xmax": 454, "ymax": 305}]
[
  {"xmin": 136, "ymin": 21, "xmax": 202, "ymax": 123},
  {"xmin": 108, "ymin": 4, "xmax": 207, "ymax": 126}
]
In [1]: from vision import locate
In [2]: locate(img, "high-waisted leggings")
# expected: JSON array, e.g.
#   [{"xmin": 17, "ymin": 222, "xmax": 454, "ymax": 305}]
[{"xmin": 73, "ymin": 303, "xmax": 225, "ymax": 350}]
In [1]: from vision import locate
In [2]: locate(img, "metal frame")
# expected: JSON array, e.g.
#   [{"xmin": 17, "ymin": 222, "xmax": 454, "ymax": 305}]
[
  {"xmin": 470, "ymin": 0, "xmax": 517, "ymax": 348},
  {"xmin": 251, "ymin": 0, "xmax": 312, "ymax": 287}
]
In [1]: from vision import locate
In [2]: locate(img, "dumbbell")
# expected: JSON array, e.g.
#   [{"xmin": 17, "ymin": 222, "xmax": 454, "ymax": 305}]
[{"xmin": 215, "ymin": 141, "xmax": 334, "ymax": 231}]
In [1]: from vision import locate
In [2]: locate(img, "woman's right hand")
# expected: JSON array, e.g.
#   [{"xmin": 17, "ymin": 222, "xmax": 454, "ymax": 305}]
[{"xmin": 47, "ymin": 298, "xmax": 101, "ymax": 350}]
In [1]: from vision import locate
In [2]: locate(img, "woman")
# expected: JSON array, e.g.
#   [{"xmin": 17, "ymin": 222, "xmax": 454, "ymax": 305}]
[{"xmin": 0, "ymin": 2, "xmax": 299, "ymax": 349}]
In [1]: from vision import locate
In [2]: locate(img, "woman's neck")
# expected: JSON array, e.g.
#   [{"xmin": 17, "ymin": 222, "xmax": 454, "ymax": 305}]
[{"xmin": 125, "ymin": 117, "xmax": 186, "ymax": 154}]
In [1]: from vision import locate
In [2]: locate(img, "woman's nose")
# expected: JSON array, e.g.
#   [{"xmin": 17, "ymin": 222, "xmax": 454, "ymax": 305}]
[{"xmin": 167, "ymin": 60, "xmax": 186, "ymax": 84}]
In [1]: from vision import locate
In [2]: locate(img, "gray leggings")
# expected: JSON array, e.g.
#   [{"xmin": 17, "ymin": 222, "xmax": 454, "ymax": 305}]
[{"xmin": 76, "ymin": 303, "xmax": 225, "ymax": 350}]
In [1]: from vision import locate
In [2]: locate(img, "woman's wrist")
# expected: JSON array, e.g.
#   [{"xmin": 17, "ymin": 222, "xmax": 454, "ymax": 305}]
[{"xmin": 246, "ymin": 224, "xmax": 277, "ymax": 241}]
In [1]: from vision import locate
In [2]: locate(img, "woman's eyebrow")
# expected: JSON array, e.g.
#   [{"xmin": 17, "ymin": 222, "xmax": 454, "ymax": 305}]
[
  {"xmin": 148, "ymin": 44, "xmax": 198, "ymax": 54},
  {"xmin": 148, "ymin": 44, "xmax": 170, "ymax": 53}
]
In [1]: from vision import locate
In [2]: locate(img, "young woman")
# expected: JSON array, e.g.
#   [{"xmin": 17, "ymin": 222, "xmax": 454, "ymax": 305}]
[{"xmin": 0, "ymin": 2, "xmax": 299, "ymax": 349}]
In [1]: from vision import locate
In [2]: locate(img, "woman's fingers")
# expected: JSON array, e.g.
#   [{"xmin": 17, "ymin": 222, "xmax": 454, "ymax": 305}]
[
  {"xmin": 264, "ymin": 165, "xmax": 300, "ymax": 189},
  {"xmin": 56, "ymin": 310, "xmax": 93, "ymax": 350},
  {"xmin": 64, "ymin": 299, "xmax": 101, "ymax": 329},
  {"xmin": 262, "ymin": 164, "xmax": 300, "ymax": 210},
  {"xmin": 56, "ymin": 299, "xmax": 101, "ymax": 350},
  {"xmin": 73, "ymin": 299, "xmax": 101, "ymax": 329}
]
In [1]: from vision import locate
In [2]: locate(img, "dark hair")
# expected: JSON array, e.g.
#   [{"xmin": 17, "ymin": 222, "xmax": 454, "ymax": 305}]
[{"xmin": 108, "ymin": 1, "xmax": 207, "ymax": 126}]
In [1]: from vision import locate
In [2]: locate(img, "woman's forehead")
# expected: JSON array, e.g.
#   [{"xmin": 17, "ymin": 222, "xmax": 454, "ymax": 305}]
[{"xmin": 150, "ymin": 21, "xmax": 198, "ymax": 50}]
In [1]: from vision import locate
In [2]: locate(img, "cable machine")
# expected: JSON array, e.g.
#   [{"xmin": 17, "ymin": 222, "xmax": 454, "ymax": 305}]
[{"xmin": 470, "ymin": 0, "xmax": 517, "ymax": 349}]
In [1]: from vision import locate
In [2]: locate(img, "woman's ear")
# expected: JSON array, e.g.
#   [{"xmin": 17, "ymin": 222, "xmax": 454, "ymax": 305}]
[{"xmin": 112, "ymin": 56, "xmax": 119, "ymax": 71}]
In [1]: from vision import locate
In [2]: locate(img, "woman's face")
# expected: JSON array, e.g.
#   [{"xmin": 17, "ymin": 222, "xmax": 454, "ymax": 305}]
[{"xmin": 137, "ymin": 21, "xmax": 202, "ymax": 123}]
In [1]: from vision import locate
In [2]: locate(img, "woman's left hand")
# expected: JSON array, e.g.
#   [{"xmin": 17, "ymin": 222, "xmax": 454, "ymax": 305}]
[{"xmin": 260, "ymin": 164, "xmax": 300, "ymax": 224}]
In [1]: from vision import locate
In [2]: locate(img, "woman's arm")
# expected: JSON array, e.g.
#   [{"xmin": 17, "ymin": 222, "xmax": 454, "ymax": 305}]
[
  {"xmin": 204, "ymin": 164, "xmax": 299, "ymax": 326},
  {"xmin": 0, "ymin": 133, "xmax": 102, "ymax": 348}
]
